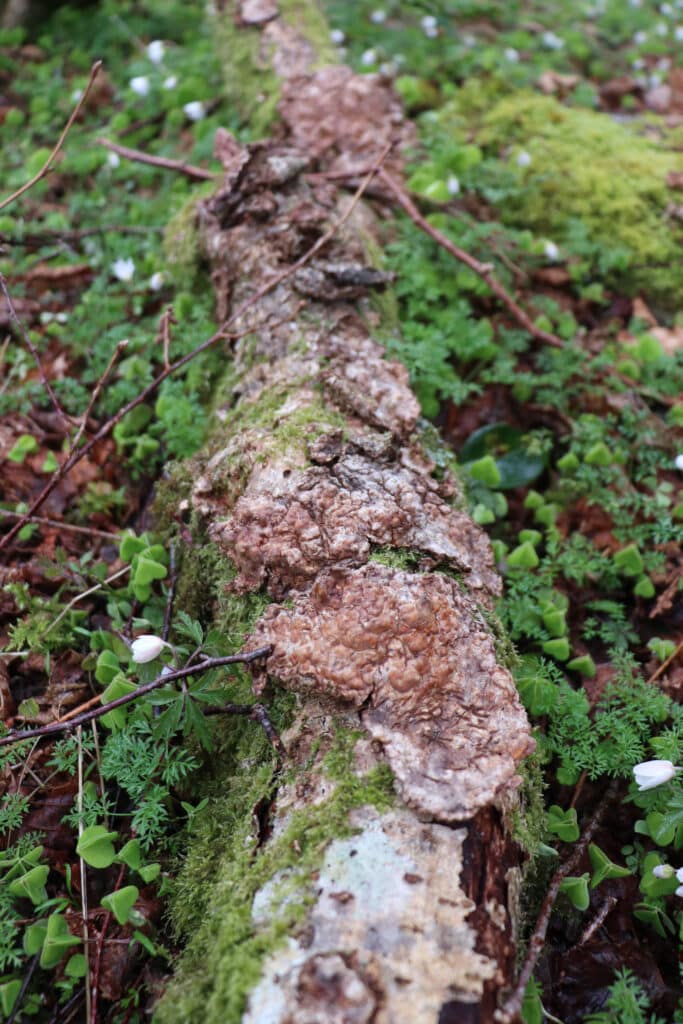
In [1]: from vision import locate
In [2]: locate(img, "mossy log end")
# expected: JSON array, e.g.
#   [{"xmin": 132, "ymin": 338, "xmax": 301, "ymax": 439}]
[{"xmin": 156, "ymin": 4, "xmax": 536, "ymax": 1022}]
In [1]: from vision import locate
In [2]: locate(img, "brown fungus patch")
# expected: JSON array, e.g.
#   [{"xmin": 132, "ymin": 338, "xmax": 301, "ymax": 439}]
[
  {"xmin": 213, "ymin": 451, "xmax": 499, "ymax": 597},
  {"xmin": 250, "ymin": 564, "xmax": 533, "ymax": 821}
]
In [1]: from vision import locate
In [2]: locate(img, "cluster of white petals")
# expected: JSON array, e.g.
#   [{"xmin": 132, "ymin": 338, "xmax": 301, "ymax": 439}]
[
  {"xmin": 130, "ymin": 635, "xmax": 169, "ymax": 664},
  {"xmin": 632, "ymin": 759, "xmax": 679, "ymax": 791},
  {"xmin": 111, "ymin": 258, "xmax": 135, "ymax": 282}
]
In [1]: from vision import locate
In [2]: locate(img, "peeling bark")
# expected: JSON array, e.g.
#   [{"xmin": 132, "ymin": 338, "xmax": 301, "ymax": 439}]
[{"xmin": 160, "ymin": 4, "xmax": 535, "ymax": 1022}]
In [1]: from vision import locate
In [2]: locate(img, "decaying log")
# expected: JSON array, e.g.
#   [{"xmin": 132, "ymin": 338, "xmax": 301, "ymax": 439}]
[{"xmin": 158, "ymin": 4, "xmax": 535, "ymax": 1022}]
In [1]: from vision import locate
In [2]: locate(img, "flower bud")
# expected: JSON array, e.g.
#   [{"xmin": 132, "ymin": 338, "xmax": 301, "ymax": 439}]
[
  {"xmin": 653, "ymin": 864, "xmax": 676, "ymax": 879},
  {"xmin": 633, "ymin": 759, "xmax": 679, "ymax": 791},
  {"xmin": 131, "ymin": 635, "xmax": 167, "ymax": 664}
]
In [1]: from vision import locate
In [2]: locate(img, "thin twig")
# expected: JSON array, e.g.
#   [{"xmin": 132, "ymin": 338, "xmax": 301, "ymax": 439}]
[
  {"xmin": 0, "ymin": 648, "xmax": 272, "ymax": 747},
  {"xmin": 0, "ymin": 509, "xmax": 119, "ymax": 539},
  {"xmin": 155, "ymin": 305, "xmax": 176, "ymax": 371},
  {"xmin": 646, "ymin": 636, "xmax": 683, "ymax": 685},
  {"xmin": 77, "ymin": 727, "xmax": 92, "ymax": 1023},
  {"xmin": 6, "ymin": 953, "xmax": 39, "ymax": 1024},
  {"xmin": 495, "ymin": 779, "xmax": 618, "ymax": 1023},
  {"xmin": 377, "ymin": 168, "xmax": 565, "ymax": 350},
  {"xmin": 43, "ymin": 565, "xmax": 130, "ymax": 638},
  {"xmin": 0, "ymin": 61, "xmax": 102, "ymax": 213},
  {"xmin": 0, "ymin": 272, "xmax": 74, "ymax": 428},
  {"xmin": 70, "ymin": 338, "xmax": 130, "ymax": 453},
  {"xmin": 0, "ymin": 146, "xmax": 389, "ymax": 555},
  {"xmin": 97, "ymin": 137, "xmax": 216, "ymax": 181},
  {"xmin": 90, "ymin": 862, "xmax": 125, "ymax": 1024}
]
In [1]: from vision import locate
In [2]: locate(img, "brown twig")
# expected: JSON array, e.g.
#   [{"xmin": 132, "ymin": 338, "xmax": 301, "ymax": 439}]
[
  {"xmin": 495, "ymin": 779, "xmax": 618, "ymax": 1023},
  {"xmin": 96, "ymin": 137, "xmax": 216, "ymax": 182},
  {"xmin": 90, "ymin": 862, "xmax": 125, "ymax": 1024},
  {"xmin": 0, "ymin": 509, "xmax": 119, "ymax": 539},
  {"xmin": 0, "ymin": 648, "xmax": 272, "ymax": 748},
  {"xmin": 0, "ymin": 61, "xmax": 102, "ymax": 213},
  {"xmin": 155, "ymin": 305, "xmax": 177, "ymax": 371},
  {"xmin": 377, "ymin": 168, "xmax": 565, "ymax": 350},
  {"xmin": 646, "ymin": 636, "xmax": 683, "ymax": 685},
  {"xmin": 0, "ymin": 272, "xmax": 74, "ymax": 429},
  {"xmin": 71, "ymin": 337, "xmax": 130, "ymax": 452},
  {"xmin": 0, "ymin": 145, "xmax": 390, "ymax": 555}
]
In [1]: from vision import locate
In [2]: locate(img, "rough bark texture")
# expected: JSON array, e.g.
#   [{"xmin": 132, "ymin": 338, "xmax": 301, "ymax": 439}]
[{"xmin": 157, "ymin": 4, "xmax": 535, "ymax": 1022}]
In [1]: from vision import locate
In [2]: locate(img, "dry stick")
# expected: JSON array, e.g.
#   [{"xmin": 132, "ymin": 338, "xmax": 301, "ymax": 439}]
[
  {"xmin": 97, "ymin": 137, "xmax": 216, "ymax": 182},
  {"xmin": 76, "ymin": 727, "xmax": 92, "ymax": 1024},
  {"xmin": 0, "ymin": 272, "xmax": 74, "ymax": 429},
  {"xmin": 90, "ymin": 861, "xmax": 125, "ymax": 1024},
  {"xmin": 496, "ymin": 779, "xmax": 618, "ymax": 1024},
  {"xmin": 71, "ymin": 337, "xmax": 130, "ymax": 452},
  {"xmin": 43, "ymin": 564, "xmax": 130, "ymax": 638},
  {"xmin": 647, "ymin": 636, "xmax": 683, "ymax": 686},
  {"xmin": 0, "ymin": 509, "xmax": 119, "ymax": 539},
  {"xmin": 0, "ymin": 61, "xmax": 102, "ymax": 213},
  {"xmin": 0, "ymin": 145, "xmax": 389, "ymax": 555},
  {"xmin": 377, "ymin": 167, "xmax": 565, "ymax": 350},
  {"xmin": 0, "ymin": 647, "xmax": 272, "ymax": 748}
]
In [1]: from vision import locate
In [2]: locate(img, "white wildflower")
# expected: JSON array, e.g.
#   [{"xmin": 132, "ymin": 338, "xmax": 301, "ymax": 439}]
[
  {"xmin": 504, "ymin": 47, "xmax": 520, "ymax": 62},
  {"xmin": 183, "ymin": 100, "xmax": 206, "ymax": 121},
  {"xmin": 330, "ymin": 28, "xmax": 345, "ymax": 44},
  {"xmin": 146, "ymin": 40, "xmax": 165, "ymax": 64},
  {"xmin": 633, "ymin": 30, "xmax": 648, "ymax": 44},
  {"xmin": 149, "ymin": 272, "xmax": 165, "ymax": 291},
  {"xmin": 542, "ymin": 30, "xmax": 565, "ymax": 49},
  {"xmin": 130, "ymin": 76, "xmax": 150, "ymax": 97},
  {"xmin": 633, "ymin": 759, "xmax": 679, "ymax": 791},
  {"xmin": 676, "ymin": 885, "xmax": 683, "ymax": 897},
  {"xmin": 131, "ymin": 634, "xmax": 168, "ymax": 664},
  {"xmin": 420, "ymin": 15, "xmax": 437, "ymax": 31},
  {"xmin": 163, "ymin": 75, "xmax": 178, "ymax": 90},
  {"xmin": 655, "ymin": 21, "xmax": 669, "ymax": 34},
  {"xmin": 653, "ymin": 864, "xmax": 676, "ymax": 878},
  {"xmin": 447, "ymin": 175, "xmax": 461, "ymax": 196},
  {"xmin": 516, "ymin": 150, "xmax": 532, "ymax": 168},
  {"xmin": 107, "ymin": 151, "xmax": 120, "ymax": 168},
  {"xmin": 111, "ymin": 258, "xmax": 135, "ymax": 282},
  {"xmin": 370, "ymin": 9, "xmax": 386, "ymax": 23},
  {"xmin": 675, "ymin": 25, "xmax": 683, "ymax": 39},
  {"xmin": 360, "ymin": 48, "xmax": 377, "ymax": 66},
  {"xmin": 71, "ymin": 88, "xmax": 83, "ymax": 103},
  {"xmin": 544, "ymin": 240, "xmax": 560, "ymax": 261},
  {"xmin": 674, "ymin": 453, "xmax": 683, "ymax": 471}
]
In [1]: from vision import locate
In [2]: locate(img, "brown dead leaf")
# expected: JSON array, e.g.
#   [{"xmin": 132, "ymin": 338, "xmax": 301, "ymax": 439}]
[
  {"xmin": 538, "ymin": 70, "xmax": 579, "ymax": 96},
  {"xmin": 650, "ymin": 324, "xmax": 683, "ymax": 355}
]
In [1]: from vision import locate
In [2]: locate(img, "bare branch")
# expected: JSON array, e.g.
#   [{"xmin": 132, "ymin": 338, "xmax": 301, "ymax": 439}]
[{"xmin": 97, "ymin": 137, "xmax": 216, "ymax": 181}]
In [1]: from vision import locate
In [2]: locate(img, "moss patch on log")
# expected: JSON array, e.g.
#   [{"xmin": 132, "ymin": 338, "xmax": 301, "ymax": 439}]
[{"xmin": 155, "ymin": 727, "xmax": 394, "ymax": 1024}]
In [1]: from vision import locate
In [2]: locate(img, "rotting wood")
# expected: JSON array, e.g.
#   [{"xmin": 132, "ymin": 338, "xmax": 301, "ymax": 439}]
[{"xmin": 156, "ymin": 4, "xmax": 536, "ymax": 1022}]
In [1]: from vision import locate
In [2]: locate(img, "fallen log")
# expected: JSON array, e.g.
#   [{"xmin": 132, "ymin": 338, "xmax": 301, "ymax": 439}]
[{"xmin": 155, "ymin": 5, "xmax": 537, "ymax": 1022}]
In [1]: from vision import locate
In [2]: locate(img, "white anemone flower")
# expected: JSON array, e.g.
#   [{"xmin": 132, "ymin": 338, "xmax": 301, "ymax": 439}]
[
  {"xmin": 517, "ymin": 150, "xmax": 532, "ymax": 168},
  {"xmin": 149, "ymin": 272, "xmax": 165, "ymax": 291},
  {"xmin": 147, "ymin": 40, "xmax": 165, "ymax": 64},
  {"xmin": 675, "ymin": 25, "xmax": 683, "ymax": 39},
  {"xmin": 544, "ymin": 240, "xmax": 560, "ymax": 261},
  {"xmin": 370, "ymin": 9, "xmax": 387, "ymax": 23},
  {"xmin": 163, "ymin": 75, "xmax": 178, "ymax": 90},
  {"xmin": 504, "ymin": 47, "xmax": 520, "ymax": 62},
  {"xmin": 330, "ymin": 28, "xmax": 345, "ymax": 44},
  {"xmin": 542, "ymin": 30, "xmax": 565, "ymax": 49},
  {"xmin": 107, "ymin": 151, "xmax": 120, "ymax": 168},
  {"xmin": 674, "ymin": 454, "xmax": 683, "ymax": 471},
  {"xmin": 447, "ymin": 175, "xmax": 461, "ymax": 196},
  {"xmin": 361, "ymin": 48, "xmax": 377, "ymax": 66},
  {"xmin": 183, "ymin": 100, "xmax": 206, "ymax": 121},
  {"xmin": 131, "ymin": 635, "xmax": 169, "ymax": 664},
  {"xmin": 130, "ymin": 76, "xmax": 150, "ymax": 97},
  {"xmin": 653, "ymin": 864, "xmax": 676, "ymax": 878},
  {"xmin": 111, "ymin": 258, "xmax": 135, "ymax": 282},
  {"xmin": 633, "ymin": 759, "xmax": 679, "ymax": 791}
]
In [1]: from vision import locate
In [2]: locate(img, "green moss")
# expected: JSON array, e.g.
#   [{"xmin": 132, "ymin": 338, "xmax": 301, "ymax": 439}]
[
  {"xmin": 280, "ymin": 0, "xmax": 336, "ymax": 66},
  {"xmin": 461, "ymin": 92, "xmax": 683, "ymax": 308},
  {"xmin": 368, "ymin": 546, "xmax": 422, "ymax": 571},
  {"xmin": 162, "ymin": 184, "xmax": 214, "ymax": 286},
  {"xmin": 155, "ymin": 727, "xmax": 394, "ymax": 1024}
]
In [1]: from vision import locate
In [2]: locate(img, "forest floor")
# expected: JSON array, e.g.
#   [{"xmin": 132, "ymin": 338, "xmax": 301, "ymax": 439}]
[{"xmin": 1, "ymin": 1, "xmax": 683, "ymax": 1022}]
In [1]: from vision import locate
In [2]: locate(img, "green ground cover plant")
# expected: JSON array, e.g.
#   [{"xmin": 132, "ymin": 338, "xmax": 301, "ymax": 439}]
[{"xmin": 2, "ymin": 0, "xmax": 683, "ymax": 1020}]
